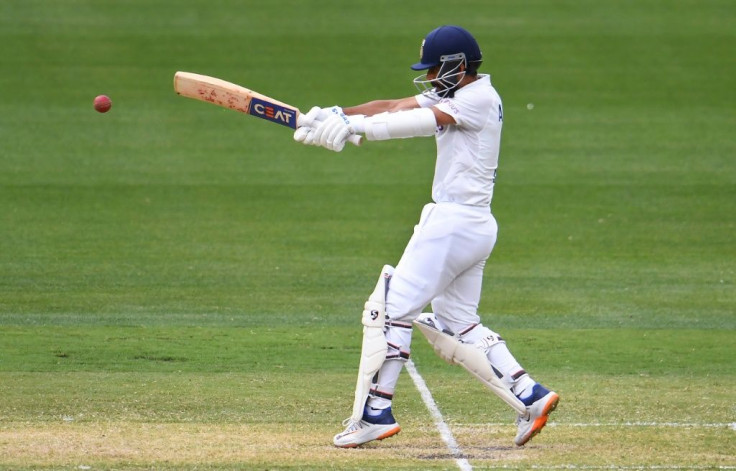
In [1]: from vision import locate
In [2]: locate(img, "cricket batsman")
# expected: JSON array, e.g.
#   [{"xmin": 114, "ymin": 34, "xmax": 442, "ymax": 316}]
[{"xmin": 294, "ymin": 25, "xmax": 559, "ymax": 448}]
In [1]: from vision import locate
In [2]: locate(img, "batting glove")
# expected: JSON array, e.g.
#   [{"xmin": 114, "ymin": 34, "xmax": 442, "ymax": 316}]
[
  {"xmin": 293, "ymin": 126, "xmax": 312, "ymax": 143},
  {"xmin": 314, "ymin": 111, "xmax": 357, "ymax": 152},
  {"xmin": 294, "ymin": 105, "xmax": 341, "ymax": 146},
  {"xmin": 297, "ymin": 106, "xmax": 341, "ymax": 128}
]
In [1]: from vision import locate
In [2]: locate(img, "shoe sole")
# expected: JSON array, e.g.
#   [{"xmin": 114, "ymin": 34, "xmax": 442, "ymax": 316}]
[
  {"xmin": 334, "ymin": 425, "xmax": 401, "ymax": 448},
  {"xmin": 516, "ymin": 393, "xmax": 559, "ymax": 446}
]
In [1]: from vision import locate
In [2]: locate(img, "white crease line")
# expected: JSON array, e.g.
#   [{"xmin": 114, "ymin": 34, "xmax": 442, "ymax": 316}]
[
  {"xmin": 455, "ymin": 422, "xmax": 735, "ymax": 429},
  {"xmin": 406, "ymin": 359, "xmax": 472, "ymax": 471},
  {"xmin": 524, "ymin": 466, "xmax": 736, "ymax": 470},
  {"xmin": 553, "ymin": 422, "xmax": 736, "ymax": 429}
]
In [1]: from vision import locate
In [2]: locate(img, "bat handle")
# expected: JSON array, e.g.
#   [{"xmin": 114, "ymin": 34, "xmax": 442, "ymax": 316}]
[{"xmin": 348, "ymin": 134, "xmax": 364, "ymax": 146}]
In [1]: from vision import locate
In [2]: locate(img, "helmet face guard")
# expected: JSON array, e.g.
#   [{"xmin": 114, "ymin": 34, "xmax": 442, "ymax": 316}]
[
  {"xmin": 413, "ymin": 52, "xmax": 467, "ymax": 98},
  {"xmin": 409, "ymin": 26, "xmax": 481, "ymax": 99}
]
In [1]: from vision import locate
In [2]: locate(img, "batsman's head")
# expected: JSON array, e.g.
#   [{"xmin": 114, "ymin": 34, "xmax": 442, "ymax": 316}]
[{"xmin": 411, "ymin": 25, "xmax": 483, "ymax": 98}]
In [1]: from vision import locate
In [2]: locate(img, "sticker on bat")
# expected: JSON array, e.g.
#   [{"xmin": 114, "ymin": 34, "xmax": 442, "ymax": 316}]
[{"xmin": 249, "ymin": 98, "xmax": 298, "ymax": 128}]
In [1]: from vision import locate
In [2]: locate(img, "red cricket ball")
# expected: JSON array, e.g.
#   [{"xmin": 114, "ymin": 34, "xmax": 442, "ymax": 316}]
[{"xmin": 94, "ymin": 95, "xmax": 112, "ymax": 113}]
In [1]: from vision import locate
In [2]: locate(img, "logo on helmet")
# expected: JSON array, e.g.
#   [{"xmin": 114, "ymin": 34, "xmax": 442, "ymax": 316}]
[{"xmin": 419, "ymin": 39, "xmax": 425, "ymax": 61}]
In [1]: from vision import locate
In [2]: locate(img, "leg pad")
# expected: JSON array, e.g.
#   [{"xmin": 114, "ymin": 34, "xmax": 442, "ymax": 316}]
[
  {"xmin": 350, "ymin": 265, "xmax": 394, "ymax": 422},
  {"xmin": 414, "ymin": 315, "xmax": 526, "ymax": 414}
]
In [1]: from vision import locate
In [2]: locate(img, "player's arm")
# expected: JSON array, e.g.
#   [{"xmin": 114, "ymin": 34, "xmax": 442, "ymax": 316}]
[
  {"xmin": 294, "ymin": 98, "xmax": 456, "ymax": 151},
  {"xmin": 344, "ymin": 98, "xmax": 455, "ymax": 126},
  {"xmin": 429, "ymin": 106, "xmax": 456, "ymax": 126},
  {"xmin": 349, "ymin": 103, "xmax": 460, "ymax": 141},
  {"xmin": 343, "ymin": 97, "xmax": 420, "ymax": 116}
]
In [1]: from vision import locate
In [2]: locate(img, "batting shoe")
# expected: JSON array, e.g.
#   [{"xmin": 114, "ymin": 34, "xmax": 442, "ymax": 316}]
[
  {"xmin": 333, "ymin": 407, "xmax": 401, "ymax": 448},
  {"xmin": 514, "ymin": 384, "xmax": 559, "ymax": 446}
]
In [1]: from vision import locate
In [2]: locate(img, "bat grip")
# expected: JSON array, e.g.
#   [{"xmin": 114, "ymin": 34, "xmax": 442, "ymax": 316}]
[
  {"xmin": 348, "ymin": 134, "xmax": 364, "ymax": 146},
  {"xmin": 296, "ymin": 112, "xmax": 363, "ymax": 146}
]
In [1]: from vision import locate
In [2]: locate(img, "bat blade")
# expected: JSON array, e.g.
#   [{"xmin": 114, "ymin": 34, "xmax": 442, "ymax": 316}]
[
  {"xmin": 173, "ymin": 71, "xmax": 362, "ymax": 145},
  {"xmin": 174, "ymin": 71, "xmax": 299, "ymax": 129}
]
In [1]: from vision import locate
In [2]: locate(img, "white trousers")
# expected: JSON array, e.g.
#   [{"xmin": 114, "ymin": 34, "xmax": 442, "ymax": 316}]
[
  {"xmin": 387, "ymin": 202, "xmax": 497, "ymax": 333},
  {"xmin": 368, "ymin": 202, "xmax": 498, "ymax": 406}
]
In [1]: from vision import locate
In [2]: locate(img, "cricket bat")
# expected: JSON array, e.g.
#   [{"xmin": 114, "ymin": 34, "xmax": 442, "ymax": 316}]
[{"xmin": 173, "ymin": 71, "xmax": 362, "ymax": 146}]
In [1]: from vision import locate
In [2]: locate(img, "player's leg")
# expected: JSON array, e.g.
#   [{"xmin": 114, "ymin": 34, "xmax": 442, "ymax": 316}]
[
  {"xmin": 365, "ymin": 319, "xmax": 413, "ymax": 412},
  {"xmin": 333, "ymin": 318, "xmax": 413, "ymax": 448},
  {"xmin": 334, "ymin": 203, "xmax": 502, "ymax": 447},
  {"xmin": 335, "ymin": 204, "xmax": 461, "ymax": 447},
  {"xmin": 367, "ymin": 204, "xmax": 466, "ymax": 401},
  {"xmin": 358, "ymin": 204, "xmax": 496, "ymax": 415},
  {"xmin": 430, "ymin": 263, "xmax": 535, "ymax": 397},
  {"xmin": 333, "ymin": 265, "xmax": 402, "ymax": 448},
  {"xmin": 428, "ymin": 265, "xmax": 559, "ymax": 446},
  {"xmin": 333, "ymin": 241, "xmax": 438, "ymax": 448}
]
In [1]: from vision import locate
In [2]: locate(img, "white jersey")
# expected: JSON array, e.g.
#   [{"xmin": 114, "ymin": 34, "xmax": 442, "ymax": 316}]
[{"xmin": 415, "ymin": 74, "xmax": 503, "ymax": 207}]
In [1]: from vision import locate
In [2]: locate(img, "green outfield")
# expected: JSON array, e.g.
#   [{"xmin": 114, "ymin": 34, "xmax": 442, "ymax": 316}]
[{"xmin": 1, "ymin": 0, "xmax": 734, "ymax": 469}]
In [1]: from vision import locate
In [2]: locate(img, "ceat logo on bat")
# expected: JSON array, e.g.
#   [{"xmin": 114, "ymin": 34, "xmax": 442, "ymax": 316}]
[{"xmin": 249, "ymin": 98, "xmax": 297, "ymax": 128}]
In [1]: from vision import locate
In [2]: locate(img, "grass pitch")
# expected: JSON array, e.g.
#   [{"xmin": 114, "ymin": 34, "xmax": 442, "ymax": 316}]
[{"xmin": 1, "ymin": 0, "xmax": 734, "ymax": 469}]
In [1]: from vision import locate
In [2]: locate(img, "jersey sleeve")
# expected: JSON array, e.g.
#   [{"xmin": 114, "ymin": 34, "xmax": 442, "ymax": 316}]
[
  {"xmin": 434, "ymin": 99, "xmax": 464, "ymax": 126},
  {"xmin": 415, "ymin": 92, "xmax": 439, "ymax": 108},
  {"xmin": 435, "ymin": 87, "xmax": 496, "ymax": 130}
]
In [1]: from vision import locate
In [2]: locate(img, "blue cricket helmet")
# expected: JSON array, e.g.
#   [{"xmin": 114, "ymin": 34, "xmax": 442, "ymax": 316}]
[{"xmin": 411, "ymin": 25, "xmax": 482, "ymax": 70}]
